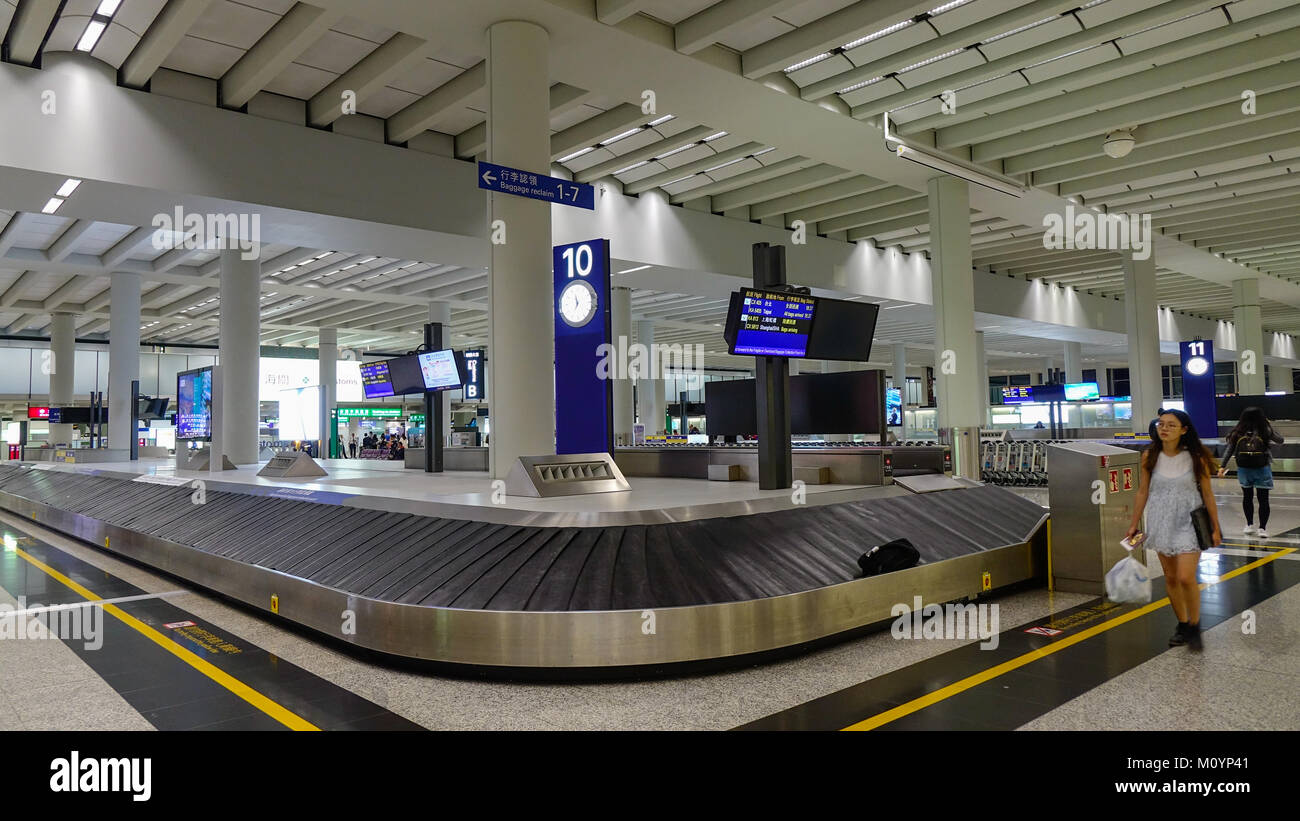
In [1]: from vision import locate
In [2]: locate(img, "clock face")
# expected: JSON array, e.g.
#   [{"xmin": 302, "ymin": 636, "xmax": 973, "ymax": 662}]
[
  {"xmin": 1185, "ymin": 356, "xmax": 1210, "ymax": 376},
  {"xmin": 559, "ymin": 280, "xmax": 598, "ymax": 327}
]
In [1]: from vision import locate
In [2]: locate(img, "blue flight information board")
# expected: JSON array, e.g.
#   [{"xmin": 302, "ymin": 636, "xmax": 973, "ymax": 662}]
[
  {"xmin": 730, "ymin": 289, "xmax": 816, "ymax": 357},
  {"xmin": 478, "ymin": 161, "xmax": 594, "ymax": 210},
  {"xmin": 1001, "ymin": 386, "xmax": 1032, "ymax": 404}
]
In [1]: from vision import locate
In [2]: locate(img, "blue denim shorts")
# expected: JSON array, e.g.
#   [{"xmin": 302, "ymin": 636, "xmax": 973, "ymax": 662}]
[{"xmin": 1237, "ymin": 465, "xmax": 1274, "ymax": 489}]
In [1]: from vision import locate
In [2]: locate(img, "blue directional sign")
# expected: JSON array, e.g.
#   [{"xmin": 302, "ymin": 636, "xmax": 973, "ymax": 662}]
[
  {"xmin": 1180, "ymin": 339, "xmax": 1217, "ymax": 439},
  {"xmin": 478, "ymin": 161, "xmax": 594, "ymax": 210}
]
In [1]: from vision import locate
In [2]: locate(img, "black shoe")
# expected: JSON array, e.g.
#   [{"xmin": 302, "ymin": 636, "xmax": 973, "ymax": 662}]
[
  {"xmin": 1169, "ymin": 622, "xmax": 1188, "ymax": 646},
  {"xmin": 1185, "ymin": 623, "xmax": 1203, "ymax": 651}
]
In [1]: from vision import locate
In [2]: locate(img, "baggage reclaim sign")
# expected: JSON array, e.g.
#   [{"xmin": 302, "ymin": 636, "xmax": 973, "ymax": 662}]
[{"xmin": 478, "ymin": 161, "xmax": 594, "ymax": 210}]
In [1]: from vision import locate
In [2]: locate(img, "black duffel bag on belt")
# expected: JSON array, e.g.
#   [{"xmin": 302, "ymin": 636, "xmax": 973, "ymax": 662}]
[{"xmin": 857, "ymin": 538, "xmax": 921, "ymax": 576}]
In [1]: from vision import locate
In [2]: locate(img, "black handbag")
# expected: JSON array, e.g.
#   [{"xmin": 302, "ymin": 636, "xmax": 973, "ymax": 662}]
[
  {"xmin": 858, "ymin": 538, "xmax": 921, "ymax": 576},
  {"xmin": 1190, "ymin": 506, "xmax": 1213, "ymax": 550}
]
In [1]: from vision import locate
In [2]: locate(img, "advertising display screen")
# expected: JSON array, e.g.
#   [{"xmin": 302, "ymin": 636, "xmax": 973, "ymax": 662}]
[
  {"xmin": 728, "ymin": 289, "xmax": 816, "ymax": 357},
  {"xmin": 360, "ymin": 361, "xmax": 395, "ymax": 398},
  {"xmin": 1064, "ymin": 381, "xmax": 1101, "ymax": 401},
  {"xmin": 886, "ymin": 388, "xmax": 902, "ymax": 426},
  {"xmin": 279, "ymin": 386, "xmax": 320, "ymax": 441},
  {"xmin": 176, "ymin": 367, "xmax": 213, "ymax": 440},
  {"xmin": 27, "ymin": 406, "xmax": 50, "ymax": 420},
  {"xmin": 1001, "ymin": 386, "xmax": 1033, "ymax": 404},
  {"xmin": 417, "ymin": 350, "xmax": 462, "ymax": 391}
]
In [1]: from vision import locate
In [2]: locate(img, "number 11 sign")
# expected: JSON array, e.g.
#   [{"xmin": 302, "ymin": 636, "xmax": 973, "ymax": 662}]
[{"xmin": 478, "ymin": 161, "xmax": 595, "ymax": 210}]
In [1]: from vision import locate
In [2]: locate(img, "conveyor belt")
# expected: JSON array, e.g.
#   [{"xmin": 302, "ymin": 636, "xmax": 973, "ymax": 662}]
[
  {"xmin": 0, "ymin": 465, "xmax": 1042, "ymax": 611},
  {"xmin": 0, "ymin": 464, "xmax": 1047, "ymax": 670}
]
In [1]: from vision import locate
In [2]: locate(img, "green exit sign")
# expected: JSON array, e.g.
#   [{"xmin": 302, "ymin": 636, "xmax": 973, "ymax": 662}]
[
  {"xmin": 337, "ymin": 407, "xmax": 403, "ymax": 419},
  {"xmin": 408, "ymin": 414, "xmax": 425, "ymax": 423}
]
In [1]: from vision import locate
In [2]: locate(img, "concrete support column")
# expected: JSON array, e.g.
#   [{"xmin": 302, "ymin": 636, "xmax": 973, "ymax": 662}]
[
  {"xmin": 486, "ymin": 20, "xmax": 553, "ymax": 478},
  {"xmin": 48, "ymin": 312, "xmax": 76, "ymax": 445},
  {"xmin": 318, "ymin": 328, "xmax": 337, "ymax": 457},
  {"xmin": 1064, "ymin": 341, "xmax": 1083, "ymax": 384},
  {"xmin": 1233, "ymin": 278, "xmax": 1266, "ymax": 396},
  {"xmin": 1123, "ymin": 249, "xmax": 1161, "ymax": 433},
  {"xmin": 636, "ymin": 319, "xmax": 664, "ymax": 433},
  {"xmin": 1268, "ymin": 365, "xmax": 1294, "ymax": 394},
  {"xmin": 611, "ymin": 287, "xmax": 634, "ymax": 444},
  {"xmin": 892, "ymin": 342, "xmax": 908, "ymax": 440},
  {"xmin": 219, "ymin": 248, "xmax": 261, "ymax": 464},
  {"xmin": 975, "ymin": 330, "xmax": 989, "ymax": 426},
  {"xmin": 108, "ymin": 272, "xmax": 141, "ymax": 452},
  {"xmin": 1041, "ymin": 357, "xmax": 1055, "ymax": 385},
  {"xmin": 429, "ymin": 302, "xmax": 452, "ymax": 446},
  {"xmin": 927, "ymin": 176, "xmax": 981, "ymax": 430}
]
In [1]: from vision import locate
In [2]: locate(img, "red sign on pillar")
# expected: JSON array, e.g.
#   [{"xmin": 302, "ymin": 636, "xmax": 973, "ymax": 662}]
[
  {"xmin": 1108, "ymin": 470, "xmax": 1119, "ymax": 492},
  {"xmin": 1122, "ymin": 467, "xmax": 1133, "ymax": 490}
]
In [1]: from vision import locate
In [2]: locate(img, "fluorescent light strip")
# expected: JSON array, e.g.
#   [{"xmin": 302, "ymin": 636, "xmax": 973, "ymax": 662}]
[
  {"xmin": 783, "ymin": 52, "xmax": 832, "ymax": 73},
  {"xmin": 897, "ymin": 48, "xmax": 965, "ymax": 74},
  {"xmin": 894, "ymin": 145, "xmax": 1024, "ymax": 198},
  {"xmin": 617, "ymin": 265, "xmax": 651, "ymax": 274},
  {"xmin": 982, "ymin": 16, "xmax": 1057, "ymax": 44},
  {"xmin": 841, "ymin": 20, "xmax": 913, "ymax": 51},
  {"xmin": 613, "ymin": 160, "xmax": 649, "ymax": 175},
  {"xmin": 56, "ymin": 178, "xmax": 81, "ymax": 197},
  {"xmin": 96, "ymin": 0, "xmax": 123, "ymax": 15},
  {"xmin": 76, "ymin": 20, "xmax": 108, "ymax": 52},
  {"xmin": 703, "ymin": 157, "xmax": 745, "ymax": 174},
  {"xmin": 928, "ymin": 0, "xmax": 972, "ymax": 14},
  {"xmin": 654, "ymin": 143, "xmax": 696, "ymax": 160},
  {"xmin": 662, "ymin": 174, "xmax": 698, "ymax": 186},
  {"xmin": 42, "ymin": 197, "xmax": 64, "ymax": 214},
  {"xmin": 600, "ymin": 127, "xmax": 643, "ymax": 146},
  {"xmin": 839, "ymin": 76, "xmax": 885, "ymax": 94},
  {"xmin": 753, "ymin": 147, "xmax": 776, "ymax": 156},
  {"xmin": 703, "ymin": 131, "xmax": 728, "ymax": 141},
  {"xmin": 647, "ymin": 115, "xmax": 674, "ymax": 126},
  {"xmin": 557, "ymin": 146, "xmax": 595, "ymax": 163}
]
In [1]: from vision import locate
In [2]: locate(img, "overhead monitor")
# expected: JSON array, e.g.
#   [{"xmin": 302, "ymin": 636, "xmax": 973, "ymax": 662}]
[
  {"xmin": 726, "ymin": 288, "xmax": 816, "ymax": 357},
  {"xmin": 176, "ymin": 367, "xmax": 213, "ymax": 440},
  {"xmin": 1064, "ymin": 381, "xmax": 1100, "ymax": 401},
  {"xmin": 360, "ymin": 361, "xmax": 395, "ymax": 398},
  {"xmin": 1001, "ymin": 386, "xmax": 1033, "ymax": 405},
  {"xmin": 417, "ymin": 349, "xmax": 462, "ymax": 391},
  {"xmin": 1031, "ymin": 383, "xmax": 1065, "ymax": 402},
  {"xmin": 802, "ymin": 296, "xmax": 878, "ymax": 361}
]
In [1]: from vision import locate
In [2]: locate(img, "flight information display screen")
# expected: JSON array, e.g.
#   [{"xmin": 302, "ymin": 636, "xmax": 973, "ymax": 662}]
[
  {"xmin": 729, "ymin": 289, "xmax": 816, "ymax": 357},
  {"xmin": 418, "ymin": 350, "xmax": 462, "ymax": 391},
  {"xmin": 360, "ymin": 361, "xmax": 395, "ymax": 398},
  {"xmin": 1001, "ymin": 386, "xmax": 1033, "ymax": 404},
  {"xmin": 176, "ymin": 367, "xmax": 213, "ymax": 440}
]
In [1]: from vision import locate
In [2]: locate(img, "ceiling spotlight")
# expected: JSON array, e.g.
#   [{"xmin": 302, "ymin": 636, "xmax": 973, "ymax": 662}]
[{"xmin": 1103, "ymin": 129, "xmax": 1136, "ymax": 159}]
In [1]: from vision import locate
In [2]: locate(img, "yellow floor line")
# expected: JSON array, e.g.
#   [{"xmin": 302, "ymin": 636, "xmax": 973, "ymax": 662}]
[
  {"xmin": 14, "ymin": 547, "xmax": 319, "ymax": 731},
  {"xmin": 843, "ymin": 547, "xmax": 1296, "ymax": 731}
]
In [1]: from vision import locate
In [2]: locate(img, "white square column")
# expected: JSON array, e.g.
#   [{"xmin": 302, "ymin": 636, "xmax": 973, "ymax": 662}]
[
  {"xmin": 1233, "ymin": 278, "xmax": 1266, "ymax": 396},
  {"xmin": 927, "ymin": 176, "xmax": 981, "ymax": 430},
  {"xmin": 1123, "ymin": 249, "xmax": 1161, "ymax": 432}
]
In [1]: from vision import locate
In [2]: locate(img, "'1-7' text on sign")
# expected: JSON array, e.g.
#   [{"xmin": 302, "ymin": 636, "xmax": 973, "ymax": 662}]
[{"xmin": 478, "ymin": 162, "xmax": 594, "ymax": 210}]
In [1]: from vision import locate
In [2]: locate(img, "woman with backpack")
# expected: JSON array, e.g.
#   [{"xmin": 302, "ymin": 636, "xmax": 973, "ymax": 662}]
[
  {"xmin": 1218, "ymin": 407, "xmax": 1284, "ymax": 538},
  {"xmin": 1125, "ymin": 409, "xmax": 1222, "ymax": 650}
]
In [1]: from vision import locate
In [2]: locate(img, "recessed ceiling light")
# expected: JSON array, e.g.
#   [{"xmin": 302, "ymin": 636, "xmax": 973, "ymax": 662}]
[
  {"xmin": 55, "ymin": 178, "xmax": 81, "ymax": 197},
  {"xmin": 96, "ymin": 0, "xmax": 123, "ymax": 15},
  {"xmin": 42, "ymin": 197, "xmax": 64, "ymax": 214},
  {"xmin": 617, "ymin": 265, "xmax": 650, "ymax": 274},
  {"xmin": 557, "ymin": 146, "xmax": 595, "ymax": 163},
  {"xmin": 600, "ymin": 128, "xmax": 643, "ymax": 146},
  {"xmin": 647, "ymin": 115, "xmax": 674, "ymax": 127},
  {"xmin": 75, "ymin": 20, "xmax": 108, "ymax": 52}
]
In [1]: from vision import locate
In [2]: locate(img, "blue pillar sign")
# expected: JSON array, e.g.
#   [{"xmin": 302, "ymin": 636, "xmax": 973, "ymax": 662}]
[
  {"xmin": 554, "ymin": 239, "xmax": 613, "ymax": 455},
  {"xmin": 461, "ymin": 349, "xmax": 485, "ymax": 401},
  {"xmin": 1180, "ymin": 339, "xmax": 1218, "ymax": 439},
  {"xmin": 479, "ymin": 161, "xmax": 595, "ymax": 210}
]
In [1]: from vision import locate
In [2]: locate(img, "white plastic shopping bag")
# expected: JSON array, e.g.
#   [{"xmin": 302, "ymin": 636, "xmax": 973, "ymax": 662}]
[{"xmin": 1105, "ymin": 554, "xmax": 1151, "ymax": 603}]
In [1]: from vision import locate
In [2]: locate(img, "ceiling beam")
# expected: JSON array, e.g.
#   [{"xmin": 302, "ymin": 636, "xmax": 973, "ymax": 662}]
[
  {"xmin": 4, "ymin": 0, "xmax": 60, "ymax": 66},
  {"xmin": 220, "ymin": 3, "xmax": 343, "ymax": 109},
  {"xmin": 709, "ymin": 163, "xmax": 855, "ymax": 212},
  {"xmin": 308, "ymin": 33, "xmax": 432, "ymax": 127},
  {"xmin": 740, "ymin": 0, "xmax": 934, "ymax": 79},
  {"xmin": 388, "ymin": 61, "xmax": 485, "ymax": 143},
  {"xmin": 455, "ymin": 83, "xmax": 592, "ymax": 157},
  {"xmin": 119, "ymin": 0, "xmax": 214, "ymax": 89},
  {"xmin": 550, "ymin": 103, "xmax": 649, "ymax": 159},
  {"xmin": 668, "ymin": 156, "xmax": 815, "ymax": 204},
  {"xmin": 596, "ymin": 0, "xmax": 644, "ymax": 25},
  {"xmin": 0, "ymin": 212, "xmax": 30, "ymax": 256},
  {"xmin": 675, "ymin": 0, "xmax": 803, "ymax": 55},
  {"xmin": 45, "ymin": 219, "xmax": 96, "ymax": 263}
]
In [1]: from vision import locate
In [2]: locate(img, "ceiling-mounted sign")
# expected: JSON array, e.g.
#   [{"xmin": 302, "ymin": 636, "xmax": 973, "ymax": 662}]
[
  {"xmin": 478, "ymin": 161, "xmax": 594, "ymax": 210},
  {"xmin": 336, "ymin": 406, "xmax": 404, "ymax": 419},
  {"xmin": 554, "ymin": 239, "xmax": 613, "ymax": 455}
]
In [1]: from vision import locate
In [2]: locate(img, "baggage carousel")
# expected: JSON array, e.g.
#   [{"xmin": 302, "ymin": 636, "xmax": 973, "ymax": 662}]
[{"xmin": 0, "ymin": 463, "xmax": 1047, "ymax": 674}]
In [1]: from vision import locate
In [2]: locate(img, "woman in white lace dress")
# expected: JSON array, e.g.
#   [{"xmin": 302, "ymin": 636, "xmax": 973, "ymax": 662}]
[{"xmin": 1125, "ymin": 410, "xmax": 1222, "ymax": 650}]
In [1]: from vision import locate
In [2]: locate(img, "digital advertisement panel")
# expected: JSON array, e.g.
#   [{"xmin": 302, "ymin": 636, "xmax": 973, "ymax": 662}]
[
  {"xmin": 418, "ymin": 350, "xmax": 462, "ymax": 391},
  {"xmin": 176, "ymin": 367, "xmax": 213, "ymax": 440}
]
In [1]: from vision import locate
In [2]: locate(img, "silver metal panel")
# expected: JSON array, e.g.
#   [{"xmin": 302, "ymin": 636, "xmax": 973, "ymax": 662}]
[
  {"xmin": 0, "ymin": 488, "xmax": 1043, "ymax": 669},
  {"xmin": 893, "ymin": 474, "xmax": 967, "ymax": 493},
  {"xmin": 1047, "ymin": 442, "xmax": 1141, "ymax": 594},
  {"xmin": 504, "ymin": 452, "xmax": 631, "ymax": 497}
]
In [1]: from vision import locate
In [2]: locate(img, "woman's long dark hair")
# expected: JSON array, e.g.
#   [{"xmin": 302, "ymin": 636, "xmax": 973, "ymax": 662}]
[
  {"xmin": 1143, "ymin": 408, "xmax": 1219, "ymax": 480},
  {"xmin": 1229, "ymin": 406, "xmax": 1273, "ymax": 444}
]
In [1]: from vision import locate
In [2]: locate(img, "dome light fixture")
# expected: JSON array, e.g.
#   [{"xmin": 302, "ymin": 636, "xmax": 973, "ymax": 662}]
[{"xmin": 1103, "ymin": 129, "xmax": 1136, "ymax": 158}]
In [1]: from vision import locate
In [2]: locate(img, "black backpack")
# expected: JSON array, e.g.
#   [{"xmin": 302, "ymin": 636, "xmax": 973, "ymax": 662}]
[
  {"xmin": 858, "ymin": 538, "xmax": 921, "ymax": 576},
  {"xmin": 1235, "ymin": 430, "xmax": 1269, "ymax": 469}
]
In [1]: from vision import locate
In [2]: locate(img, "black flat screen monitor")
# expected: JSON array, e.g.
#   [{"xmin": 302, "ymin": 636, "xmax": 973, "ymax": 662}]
[
  {"xmin": 724, "ymin": 289, "xmax": 878, "ymax": 361},
  {"xmin": 705, "ymin": 370, "xmax": 885, "ymax": 436},
  {"xmin": 417, "ymin": 349, "xmax": 463, "ymax": 391},
  {"xmin": 726, "ymin": 289, "xmax": 816, "ymax": 357}
]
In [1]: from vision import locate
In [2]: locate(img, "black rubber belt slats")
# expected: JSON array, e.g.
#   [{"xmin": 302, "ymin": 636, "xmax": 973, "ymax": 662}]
[{"xmin": 0, "ymin": 466, "xmax": 1045, "ymax": 612}]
